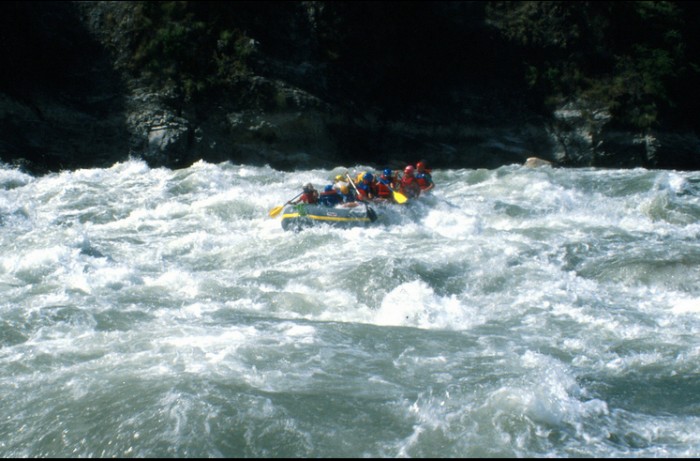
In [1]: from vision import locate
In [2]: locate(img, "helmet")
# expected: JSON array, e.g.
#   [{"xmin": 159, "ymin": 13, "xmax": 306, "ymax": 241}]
[
  {"xmin": 383, "ymin": 168, "xmax": 392, "ymax": 177},
  {"xmin": 404, "ymin": 165, "xmax": 415, "ymax": 174},
  {"xmin": 363, "ymin": 173, "xmax": 374, "ymax": 182},
  {"xmin": 303, "ymin": 183, "xmax": 314, "ymax": 192},
  {"xmin": 416, "ymin": 162, "xmax": 425, "ymax": 170},
  {"xmin": 335, "ymin": 175, "xmax": 344, "ymax": 182},
  {"xmin": 324, "ymin": 184, "xmax": 334, "ymax": 192}
]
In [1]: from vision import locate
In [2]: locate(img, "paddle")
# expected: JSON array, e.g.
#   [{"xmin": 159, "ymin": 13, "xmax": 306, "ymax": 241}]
[
  {"xmin": 389, "ymin": 184, "xmax": 408, "ymax": 204},
  {"xmin": 375, "ymin": 172, "xmax": 407, "ymax": 204},
  {"xmin": 345, "ymin": 173, "xmax": 365, "ymax": 203},
  {"xmin": 346, "ymin": 173, "xmax": 378, "ymax": 222},
  {"xmin": 269, "ymin": 192, "xmax": 303, "ymax": 218}
]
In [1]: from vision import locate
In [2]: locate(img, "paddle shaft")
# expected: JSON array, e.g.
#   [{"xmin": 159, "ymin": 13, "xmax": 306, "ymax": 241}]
[
  {"xmin": 287, "ymin": 191, "xmax": 303, "ymax": 204},
  {"xmin": 345, "ymin": 173, "xmax": 366, "ymax": 203},
  {"xmin": 346, "ymin": 173, "xmax": 379, "ymax": 222},
  {"xmin": 269, "ymin": 191, "xmax": 303, "ymax": 218}
]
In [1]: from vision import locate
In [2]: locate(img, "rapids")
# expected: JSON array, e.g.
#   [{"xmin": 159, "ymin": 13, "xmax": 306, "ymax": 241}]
[{"xmin": 1, "ymin": 159, "xmax": 699, "ymax": 457}]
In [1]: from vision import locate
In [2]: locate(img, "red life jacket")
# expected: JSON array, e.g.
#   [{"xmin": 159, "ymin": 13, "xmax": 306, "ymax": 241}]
[
  {"xmin": 375, "ymin": 178, "xmax": 393, "ymax": 198},
  {"xmin": 416, "ymin": 173, "xmax": 432, "ymax": 190},
  {"xmin": 300, "ymin": 192, "xmax": 318, "ymax": 204},
  {"xmin": 356, "ymin": 180, "xmax": 375, "ymax": 200},
  {"xmin": 400, "ymin": 175, "xmax": 421, "ymax": 198}
]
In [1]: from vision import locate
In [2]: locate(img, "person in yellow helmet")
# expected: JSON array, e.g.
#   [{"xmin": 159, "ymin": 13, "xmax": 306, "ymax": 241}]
[
  {"xmin": 333, "ymin": 174, "xmax": 348, "ymax": 190},
  {"xmin": 333, "ymin": 174, "xmax": 353, "ymax": 200}
]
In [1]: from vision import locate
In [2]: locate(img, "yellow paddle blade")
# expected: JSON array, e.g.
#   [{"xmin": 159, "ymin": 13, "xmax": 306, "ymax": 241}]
[
  {"xmin": 392, "ymin": 190, "xmax": 408, "ymax": 204},
  {"xmin": 269, "ymin": 205, "xmax": 284, "ymax": 218}
]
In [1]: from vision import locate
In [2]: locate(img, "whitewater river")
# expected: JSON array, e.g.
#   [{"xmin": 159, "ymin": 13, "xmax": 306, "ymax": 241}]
[{"xmin": 1, "ymin": 159, "xmax": 699, "ymax": 457}]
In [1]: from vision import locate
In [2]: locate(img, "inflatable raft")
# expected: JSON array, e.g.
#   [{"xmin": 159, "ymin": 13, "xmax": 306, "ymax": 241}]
[{"xmin": 280, "ymin": 203, "xmax": 378, "ymax": 231}]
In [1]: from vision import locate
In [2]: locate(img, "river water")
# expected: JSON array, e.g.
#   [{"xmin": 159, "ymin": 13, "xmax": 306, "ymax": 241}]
[{"xmin": 1, "ymin": 159, "xmax": 699, "ymax": 457}]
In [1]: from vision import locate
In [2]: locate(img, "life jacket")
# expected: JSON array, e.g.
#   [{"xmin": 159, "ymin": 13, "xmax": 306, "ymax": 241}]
[
  {"xmin": 356, "ymin": 181, "xmax": 375, "ymax": 200},
  {"xmin": 333, "ymin": 180, "xmax": 349, "ymax": 193},
  {"xmin": 400, "ymin": 175, "xmax": 421, "ymax": 199},
  {"xmin": 318, "ymin": 189, "xmax": 342, "ymax": 207},
  {"xmin": 300, "ymin": 191, "xmax": 318, "ymax": 204},
  {"xmin": 376, "ymin": 177, "xmax": 393, "ymax": 198},
  {"xmin": 337, "ymin": 184, "xmax": 355, "ymax": 203},
  {"xmin": 415, "ymin": 172, "xmax": 433, "ymax": 190}
]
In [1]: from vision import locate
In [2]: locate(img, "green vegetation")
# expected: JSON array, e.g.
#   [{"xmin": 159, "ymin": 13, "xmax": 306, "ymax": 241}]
[
  {"xmin": 120, "ymin": 1, "xmax": 700, "ymax": 130},
  {"xmin": 485, "ymin": 1, "xmax": 699, "ymax": 130},
  {"xmin": 126, "ymin": 1, "xmax": 257, "ymax": 101}
]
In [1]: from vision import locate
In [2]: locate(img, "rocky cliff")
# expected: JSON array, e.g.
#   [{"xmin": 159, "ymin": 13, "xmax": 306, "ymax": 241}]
[{"xmin": 1, "ymin": 1, "xmax": 698, "ymax": 175}]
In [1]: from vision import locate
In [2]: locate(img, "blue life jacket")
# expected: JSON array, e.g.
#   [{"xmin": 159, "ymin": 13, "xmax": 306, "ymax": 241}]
[{"xmin": 318, "ymin": 191, "xmax": 342, "ymax": 207}]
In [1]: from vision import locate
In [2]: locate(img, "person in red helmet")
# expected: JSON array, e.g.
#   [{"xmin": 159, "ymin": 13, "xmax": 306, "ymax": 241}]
[
  {"xmin": 400, "ymin": 165, "xmax": 421, "ymax": 199},
  {"xmin": 415, "ymin": 161, "xmax": 435, "ymax": 192}
]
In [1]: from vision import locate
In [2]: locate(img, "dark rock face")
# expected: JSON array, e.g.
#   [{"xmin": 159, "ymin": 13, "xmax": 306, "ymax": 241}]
[
  {"xmin": 0, "ymin": 1, "xmax": 131, "ymax": 174},
  {"xmin": 0, "ymin": 1, "xmax": 698, "ymax": 175}
]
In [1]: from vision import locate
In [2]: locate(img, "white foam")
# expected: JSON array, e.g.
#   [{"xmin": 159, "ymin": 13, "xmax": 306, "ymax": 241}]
[
  {"xmin": 146, "ymin": 269, "xmax": 199, "ymax": 298},
  {"xmin": 671, "ymin": 297, "xmax": 700, "ymax": 314},
  {"xmin": 374, "ymin": 280, "xmax": 480, "ymax": 330}
]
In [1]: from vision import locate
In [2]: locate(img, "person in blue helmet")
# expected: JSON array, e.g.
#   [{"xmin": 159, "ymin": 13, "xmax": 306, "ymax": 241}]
[
  {"xmin": 355, "ymin": 172, "xmax": 376, "ymax": 201},
  {"xmin": 318, "ymin": 184, "xmax": 343, "ymax": 207},
  {"xmin": 375, "ymin": 168, "xmax": 398, "ymax": 201}
]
